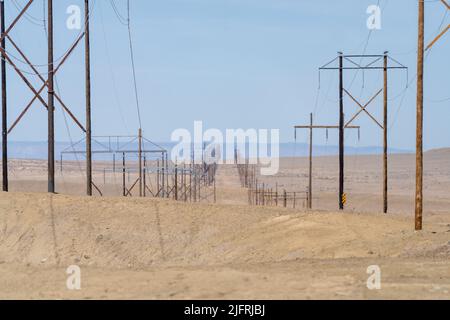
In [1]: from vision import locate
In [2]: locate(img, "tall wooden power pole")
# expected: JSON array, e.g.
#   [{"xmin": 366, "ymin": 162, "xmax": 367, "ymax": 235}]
[
  {"xmin": 415, "ymin": 0, "xmax": 425, "ymax": 231},
  {"xmin": 1, "ymin": 0, "xmax": 7, "ymax": 192},
  {"xmin": 47, "ymin": 0, "xmax": 55, "ymax": 193},
  {"xmin": 383, "ymin": 52, "xmax": 388, "ymax": 214},
  {"xmin": 415, "ymin": 0, "xmax": 450, "ymax": 229},
  {"xmin": 85, "ymin": 0, "xmax": 92, "ymax": 196},
  {"xmin": 338, "ymin": 52, "xmax": 345, "ymax": 210}
]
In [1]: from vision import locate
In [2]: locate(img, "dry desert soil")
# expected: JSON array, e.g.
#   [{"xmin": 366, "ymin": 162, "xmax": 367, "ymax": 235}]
[{"xmin": 0, "ymin": 150, "xmax": 449, "ymax": 299}]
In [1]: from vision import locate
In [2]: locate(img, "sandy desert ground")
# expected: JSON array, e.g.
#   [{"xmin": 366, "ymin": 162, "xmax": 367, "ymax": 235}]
[{"xmin": 0, "ymin": 150, "xmax": 449, "ymax": 299}]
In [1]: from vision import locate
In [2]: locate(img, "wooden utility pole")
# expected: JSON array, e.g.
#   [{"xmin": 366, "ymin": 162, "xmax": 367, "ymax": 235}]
[
  {"xmin": 308, "ymin": 113, "xmax": 313, "ymax": 209},
  {"xmin": 165, "ymin": 152, "xmax": 169, "ymax": 198},
  {"xmin": 85, "ymin": 0, "xmax": 92, "ymax": 196},
  {"xmin": 189, "ymin": 164, "xmax": 192, "ymax": 201},
  {"xmin": 383, "ymin": 52, "xmax": 388, "ymax": 214},
  {"xmin": 338, "ymin": 52, "xmax": 345, "ymax": 210},
  {"xmin": 294, "ymin": 120, "xmax": 359, "ymax": 211},
  {"xmin": 1, "ymin": 0, "xmax": 7, "ymax": 192},
  {"xmin": 214, "ymin": 176, "xmax": 216, "ymax": 203},
  {"xmin": 138, "ymin": 128, "xmax": 143, "ymax": 197},
  {"xmin": 174, "ymin": 163, "xmax": 178, "ymax": 201},
  {"xmin": 143, "ymin": 156, "xmax": 146, "ymax": 197},
  {"xmin": 156, "ymin": 159, "xmax": 160, "ymax": 196},
  {"xmin": 413, "ymin": 0, "xmax": 450, "ymax": 229},
  {"xmin": 122, "ymin": 152, "xmax": 126, "ymax": 197},
  {"xmin": 415, "ymin": 0, "xmax": 424, "ymax": 231},
  {"xmin": 161, "ymin": 155, "xmax": 165, "ymax": 197},
  {"xmin": 193, "ymin": 167, "xmax": 197, "ymax": 202},
  {"xmin": 47, "ymin": 0, "xmax": 55, "ymax": 193}
]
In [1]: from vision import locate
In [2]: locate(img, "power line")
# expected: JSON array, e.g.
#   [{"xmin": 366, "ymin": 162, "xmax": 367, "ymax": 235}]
[
  {"xmin": 125, "ymin": 0, "xmax": 143, "ymax": 130},
  {"xmin": 0, "ymin": 0, "xmax": 96, "ymax": 75},
  {"xmin": 389, "ymin": 5, "xmax": 449, "ymax": 129},
  {"xmin": 11, "ymin": 0, "xmax": 44, "ymax": 26},
  {"xmin": 109, "ymin": 0, "xmax": 128, "ymax": 25},
  {"xmin": 98, "ymin": 0, "xmax": 130, "ymax": 134}
]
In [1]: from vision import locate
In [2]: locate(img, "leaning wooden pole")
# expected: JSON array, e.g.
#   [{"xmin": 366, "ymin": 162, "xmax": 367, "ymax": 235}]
[
  {"xmin": 1, "ymin": 0, "xmax": 7, "ymax": 192},
  {"xmin": 415, "ymin": 0, "xmax": 424, "ymax": 231},
  {"xmin": 47, "ymin": 0, "xmax": 55, "ymax": 193},
  {"xmin": 85, "ymin": 0, "xmax": 92, "ymax": 196},
  {"xmin": 383, "ymin": 52, "xmax": 388, "ymax": 214},
  {"xmin": 338, "ymin": 52, "xmax": 344, "ymax": 210}
]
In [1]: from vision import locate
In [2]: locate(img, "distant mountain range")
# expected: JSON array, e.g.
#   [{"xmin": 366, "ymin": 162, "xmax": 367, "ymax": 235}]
[
  {"xmin": 276, "ymin": 143, "xmax": 412, "ymax": 157},
  {"xmin": 3, "ymin": 141, "xmax": 413, "ymax": 160}
]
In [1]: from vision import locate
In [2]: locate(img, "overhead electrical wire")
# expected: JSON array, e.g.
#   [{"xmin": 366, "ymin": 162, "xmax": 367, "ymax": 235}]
[
  {"xmin": 389, "ymin": 4, "xmax": 449, "ymax": 129},
  {"xmin": 1, "ymin": 0, "xmax": 95, "ymax": 75},
  {"xmin": 346, "ymin": 0, "xmax": 383, "ymax": 92},
  {"xmin": 125, "ymin": 0, "xmax": 143, "ymax": 130},
  {"xmin": 11, "ymin": 0, "xmax": 45, "ymax": 26},
  {"xmin": 98, "ymin": 0, "xmax": 130, "ymax": 134},
  {"xmin": 108, "ymin": 0, "xmax": 143, "ymax": 130},
  {"xmin": 109, "ymin": 0, "xmax": 128, "ymax": 25}
]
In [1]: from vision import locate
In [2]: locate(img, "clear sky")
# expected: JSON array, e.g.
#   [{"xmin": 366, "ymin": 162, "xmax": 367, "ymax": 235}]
[{"xmin": 3, "ymin": 0, "xmax": 450, "ymax": 150}]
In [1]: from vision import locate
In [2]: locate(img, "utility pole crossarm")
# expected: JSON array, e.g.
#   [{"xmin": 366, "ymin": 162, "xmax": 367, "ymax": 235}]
[
  {"xmin": 294, "ymin": 125, "xmax": 360, "ymax": 129},
  {"xmin": 319, "ymin": 54, "xmax": 408, "ymax": 71}
]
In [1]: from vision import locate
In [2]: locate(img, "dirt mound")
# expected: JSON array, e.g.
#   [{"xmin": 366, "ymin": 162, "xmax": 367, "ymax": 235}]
[
  {"xmin": 425, "ymin": 148, "xmax": 450, "ymax": 158},
  {"xmin": 2, "ymin": 192, "xmax": 448, "ymax": 270}
]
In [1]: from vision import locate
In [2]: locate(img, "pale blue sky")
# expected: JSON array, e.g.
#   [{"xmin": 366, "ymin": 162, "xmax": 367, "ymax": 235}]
[{"xmin": 3, "ymin": 0, "xmax": 450, "ymax": 150}]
